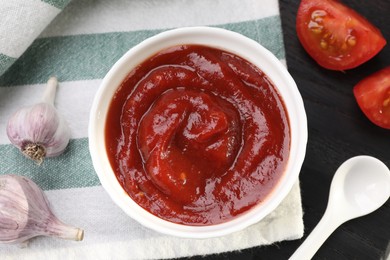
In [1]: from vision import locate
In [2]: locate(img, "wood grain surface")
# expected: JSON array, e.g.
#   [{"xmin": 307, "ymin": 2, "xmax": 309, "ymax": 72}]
[{"xmin": 182, "ymin": 0, "xmax": 390, "ymax": 259}]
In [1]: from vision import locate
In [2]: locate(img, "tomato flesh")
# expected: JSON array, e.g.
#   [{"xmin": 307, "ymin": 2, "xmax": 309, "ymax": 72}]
[
  {"xmin": 353, "ymin": 67, "xmax": 390, "ymax": 129},
  {"xmin": 296, "ymin": 0, "xmax": 386, "ymax": 70}
]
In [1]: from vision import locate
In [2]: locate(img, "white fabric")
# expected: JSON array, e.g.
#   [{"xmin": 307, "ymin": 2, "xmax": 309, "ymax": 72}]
[
  {"xmin": 40, "ymin": 0, "xmax": 279, "ymax": 37},
  {"xmin": 0, "ymin": 0, "xmax": 60, "ymax": 58}
]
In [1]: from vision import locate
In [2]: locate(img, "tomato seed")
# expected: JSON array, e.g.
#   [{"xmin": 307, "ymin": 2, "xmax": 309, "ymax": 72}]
[
  {"xmin": 383, "ymin": 98, "xmax": 390, "ymax": 107},
  {"xmin": 320, "ymin": 40, "xmax": 328, "ymax": 49},
  {"xmin": 311, "ymin": 10, "xmax": 326, "ymax": 22},
  {"xmin": 347, "ymin": 36, "xmax": 357, "ymax": 46},
  {"xmin": 180, "ymin": 172, "xmax": 187, "ymax": 184}
]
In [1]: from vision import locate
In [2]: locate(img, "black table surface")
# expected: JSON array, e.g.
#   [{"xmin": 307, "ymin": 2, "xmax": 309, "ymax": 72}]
[{"xmin": 181, "ymin": 0, "xmax": 390, "ymax": 259}]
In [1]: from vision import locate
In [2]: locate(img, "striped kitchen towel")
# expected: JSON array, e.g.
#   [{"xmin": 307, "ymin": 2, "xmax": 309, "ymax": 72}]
[
  {"xmin": 0, "ymin": 0, "xmax": 71, "ymax": 76},
  {"xmin": 0, "ymin": 0, "xmax": 304, "ymax": 259}
]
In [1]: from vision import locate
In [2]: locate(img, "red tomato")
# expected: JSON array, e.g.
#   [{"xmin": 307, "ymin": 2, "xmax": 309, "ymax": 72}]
[
  {"xmin": 296, "ymin": 0, "xmax": 386, "ymax": 70},
  {"xmin": 353, "ymin": 67, "xmax": 390, "ymax": 129}
]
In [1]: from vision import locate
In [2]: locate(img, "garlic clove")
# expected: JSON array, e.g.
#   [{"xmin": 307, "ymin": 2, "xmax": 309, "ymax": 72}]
[
  {"xmin": 6, "ymin": 77, "xmax": 70, "ymax": 164},
  {"xmin": 0, "ymin": 175, "xmax": 84, "ymax": 244}
]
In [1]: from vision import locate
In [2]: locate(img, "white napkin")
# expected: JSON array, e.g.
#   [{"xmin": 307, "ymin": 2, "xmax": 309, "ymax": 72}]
[
  {"xmin": 0, "ymin": 0, "xmax": 71, "ymax": 76},
  {"xmin": 0, "ymin": 0, "xmax": 304, "ymax": 259}
]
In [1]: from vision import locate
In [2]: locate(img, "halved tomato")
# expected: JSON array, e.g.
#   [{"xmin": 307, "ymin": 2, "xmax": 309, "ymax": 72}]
[
  {"xmin": 353, "ymin": 67, "xmax": 390, "ymax": 129},
  {"xmin": 296, "ymin": 0, "xmax": 386, "ymax": 70}
]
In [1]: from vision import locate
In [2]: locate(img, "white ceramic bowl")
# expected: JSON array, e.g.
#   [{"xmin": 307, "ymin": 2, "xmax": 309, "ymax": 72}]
[{"xmin": 89, "ymin": 26, "xmax": 307, "ymax": 238}]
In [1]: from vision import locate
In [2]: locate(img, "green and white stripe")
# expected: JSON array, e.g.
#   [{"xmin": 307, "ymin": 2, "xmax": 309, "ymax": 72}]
[
  {"xmin": 0, "ymin": 0, "xmax": 302, "ymax": 259},
  {"xmin": 0, "ymin": 17, "xmax": 284, "ymax": 86}
]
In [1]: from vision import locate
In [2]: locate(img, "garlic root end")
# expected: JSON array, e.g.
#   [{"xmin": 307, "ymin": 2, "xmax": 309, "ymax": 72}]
[{"xmin": 22, "ymin": 143, "xmax": 46, "ymax": 165}]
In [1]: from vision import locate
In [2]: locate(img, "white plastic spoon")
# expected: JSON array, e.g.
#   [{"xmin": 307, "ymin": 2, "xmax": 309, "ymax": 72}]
[{"xmin": 290, "ymin": 155, "xmax": 390, "ymax": 260}]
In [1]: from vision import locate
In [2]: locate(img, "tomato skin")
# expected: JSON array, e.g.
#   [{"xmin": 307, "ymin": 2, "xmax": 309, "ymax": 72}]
[
  {"xmin": 296, "ymin": 0, "xmax": 386, "ymax": 71},
  {"xmin": 353, "ymin": 67, "xmax": 390, "ymax": 129}
]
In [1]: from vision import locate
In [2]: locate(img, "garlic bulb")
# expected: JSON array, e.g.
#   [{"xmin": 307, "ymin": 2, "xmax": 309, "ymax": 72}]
[
  {"xmin": 0, "ymin": 174, "xmax": 84, "ymax": 244},
  {"xmin": 6, "ymin": 77, "xmax": 70, "ymax": 164}
]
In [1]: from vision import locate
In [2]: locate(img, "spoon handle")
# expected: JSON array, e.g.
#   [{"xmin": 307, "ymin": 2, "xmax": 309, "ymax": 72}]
[{"xmin": 289, "ymin": 208, "xmax": 342, "ymax": 260}]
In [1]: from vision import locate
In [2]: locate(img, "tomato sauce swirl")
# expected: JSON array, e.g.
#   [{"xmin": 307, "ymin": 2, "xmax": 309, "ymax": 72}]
[{"xmin": 105, "ymin": 45, "xmax": 290, "ymax": 225}]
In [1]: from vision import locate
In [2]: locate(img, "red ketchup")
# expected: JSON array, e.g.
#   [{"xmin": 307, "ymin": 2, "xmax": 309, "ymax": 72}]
[{"xmin": 105, "ymin": 45, "xmax": 290, "ymax": 225}]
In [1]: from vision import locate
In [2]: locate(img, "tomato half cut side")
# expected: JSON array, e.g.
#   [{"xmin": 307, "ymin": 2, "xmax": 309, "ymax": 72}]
[
  {"xmin": 296, "ymin": 0, "xmax": 386, "ymax": 71},
  {"xmin": 353, "ymin": 67, "xmax": 390, "ymax": 129}
]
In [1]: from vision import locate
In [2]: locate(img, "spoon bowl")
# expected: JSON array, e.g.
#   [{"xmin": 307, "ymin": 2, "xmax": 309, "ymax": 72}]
[
  {"xmin": 330, "ymin": 156, "xmax": 390, "ymax": 222},
  {"xmin": 290, "ymin": 155, "xmax": 390, "ymax": 260},
  {"xmin": 341, "ymin": 157, "xmax": 390, "ymax": 217}
]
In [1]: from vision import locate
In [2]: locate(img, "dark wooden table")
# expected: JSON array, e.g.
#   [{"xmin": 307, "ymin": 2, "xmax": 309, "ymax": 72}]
[{"xmin": 181, "ymin": 0, "xmax": 390, "ymax": 259}]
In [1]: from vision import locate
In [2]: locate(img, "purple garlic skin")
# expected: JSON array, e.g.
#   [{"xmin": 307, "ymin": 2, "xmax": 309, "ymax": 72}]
[
  {"xmin": 6, "ymin": 77, "xmax": 70, "ymax": 164},
  {"xmin": 0, "ymin": 175, "xmax": 83, "ymax": 244},
  {"xmin": 6, "ymin": 103, "xmax": 70, "ymax": 159}
]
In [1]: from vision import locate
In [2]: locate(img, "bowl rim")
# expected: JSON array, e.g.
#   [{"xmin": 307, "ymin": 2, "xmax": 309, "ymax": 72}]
[{"xmin": 88, "ymin": 26, "xmax": 308, "ymax": 238}]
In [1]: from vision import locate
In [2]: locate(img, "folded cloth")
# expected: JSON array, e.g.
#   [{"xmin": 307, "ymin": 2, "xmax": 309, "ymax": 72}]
[
  {"xmin": 0, "ymin": 0, "xmax": 71, "ymax": 76},
  {"xmin": 0, "ymin": 0, "xmax": 304, "ymax": 259}
]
